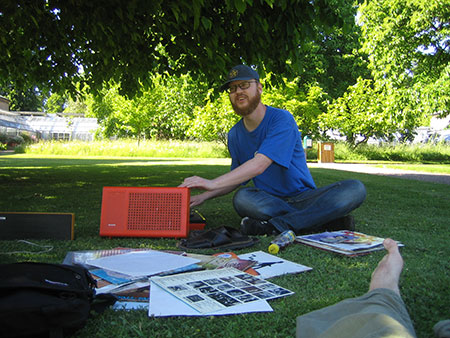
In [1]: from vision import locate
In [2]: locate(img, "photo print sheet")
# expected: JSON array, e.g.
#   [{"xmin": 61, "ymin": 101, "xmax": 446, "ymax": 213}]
[{"xmin": 150, "ymin": 267, "xmax": 294, "ymax": 314}]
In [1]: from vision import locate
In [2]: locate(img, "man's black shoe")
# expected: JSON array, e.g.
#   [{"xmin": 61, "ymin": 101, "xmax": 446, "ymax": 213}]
[
  {"xmin": 240, "ymin": 217, "xmax": 277, "ymax": 235},
  {"xmin": 322, "ymin": 215, "xmax": 355, "ymax": 232}
]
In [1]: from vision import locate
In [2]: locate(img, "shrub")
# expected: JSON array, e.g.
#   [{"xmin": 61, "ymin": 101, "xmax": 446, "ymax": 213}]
[
  {"xmin": 0, "ymin": 133, "xmax": 27, "ymax": 149},
  {"xmin": 7, "ymin": 135, "xmax": 25, "ymax": 147},
  {"xmin": 21, "ymin": 139, "xmax": 450, "ymax": 163},
  {"xmin": 19, "ymin": 133, "xmax": 34, "ymax": 144},
  {"xmin": 0, "ymin": 133, "xmax": 8, "ymax": 144},
  {"xmin": 333, "ymin": 142, "xmax": 450, "ymax": 163},
  {"xmin": 13, "ymin": 144, "xmax": 26, "ymax": 153}
]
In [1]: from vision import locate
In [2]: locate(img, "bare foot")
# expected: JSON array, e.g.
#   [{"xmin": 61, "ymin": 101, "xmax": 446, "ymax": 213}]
[{"xmin": 369, "ymin": 238, "xmax": 404, "ymax": 295}]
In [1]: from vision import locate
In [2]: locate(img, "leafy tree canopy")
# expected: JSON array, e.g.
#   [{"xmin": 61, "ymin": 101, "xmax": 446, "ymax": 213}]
[
  {"xmin": 359, "ymin": 0, "xmax": 450, "ymax": 116},
  {"xmin": 0, "ymin": 84, "xmax": 43, "ymax": 111},
  {"xmin": 0, "ymin": 0, "xmax": 356, "ymax": 96},
  {"xmin": 294, "ymin": 25, "xmax": 371, "ymax": 99},
  {"xmin": 322, "ymin": 78, "xmax": 429, "ymax": 146},
  {"xmin": 44, "ymin": 92, "xmax": 66, "ymax": 114},
  {"xmin": 87, "ymin": 74, "xmax": 209, "ymax": 140}
]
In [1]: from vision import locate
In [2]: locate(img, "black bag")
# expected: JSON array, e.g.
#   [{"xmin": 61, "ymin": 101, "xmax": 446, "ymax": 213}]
[{"xmin": 0, "ymin": 262, "xmax": 116, "ymax": 338}]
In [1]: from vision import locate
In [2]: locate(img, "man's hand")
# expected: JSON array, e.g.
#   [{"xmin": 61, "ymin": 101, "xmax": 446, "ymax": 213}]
[
  {"xmin": 189, "ymin": 194, "xmax": 207, "ymax": 207},
  {"xmin": 179, "ymin": 176, "xmax": 216, "ymax": 191}
]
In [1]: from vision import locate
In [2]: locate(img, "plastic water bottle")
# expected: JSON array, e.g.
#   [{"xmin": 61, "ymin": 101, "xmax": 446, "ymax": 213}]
[{"xmin": 268, "ymin": 230, "xmax": 296, "ymax": 254}]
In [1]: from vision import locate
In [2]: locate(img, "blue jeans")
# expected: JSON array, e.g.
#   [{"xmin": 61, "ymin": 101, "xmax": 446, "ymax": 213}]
[{"xmin": 232, "ymin": 179, "xmax": 366, "ymax": 233}]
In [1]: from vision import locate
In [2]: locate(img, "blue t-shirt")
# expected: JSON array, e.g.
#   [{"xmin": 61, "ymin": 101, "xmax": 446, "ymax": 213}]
[{"xmin": 228, "ymin": 105, "xmax": 316, "ymax": 197}]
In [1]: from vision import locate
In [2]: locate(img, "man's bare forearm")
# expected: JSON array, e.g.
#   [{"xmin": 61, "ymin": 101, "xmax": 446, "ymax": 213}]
[
  {"xmin": 180, "ymin": 153, "xmax": 273, "ymax": 192},
  {"xmin": 189, "ymin": 184, "xmax": 239, "ymax": 207},
  {"xmin": 209, "ymin": 153, "xmax": 272, "ymax": 190}
]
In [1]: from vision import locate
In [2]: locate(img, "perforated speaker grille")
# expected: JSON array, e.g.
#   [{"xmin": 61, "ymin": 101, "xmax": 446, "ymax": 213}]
[{"xmin": 127, "ymin": 191, "xmax": 184, "ymax": 231}]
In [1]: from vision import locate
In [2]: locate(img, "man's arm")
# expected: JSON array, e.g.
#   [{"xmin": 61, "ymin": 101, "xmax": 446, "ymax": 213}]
[
  {"xmin": 189, "ymin": 185, "xmax": 239, "ymax": 207},
  {"xmin": 180, "ymin": 153, "xmax": 273, "ymax": 206},
  {"xmin": 180, "ymin": 153, "xmax": 273, "ymax": 191}
]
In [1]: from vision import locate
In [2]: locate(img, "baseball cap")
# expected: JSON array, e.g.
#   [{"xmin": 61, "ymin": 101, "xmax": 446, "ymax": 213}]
[{"xmin": 219, "ymin": 65, "xmax": 260, "ymax": 92}]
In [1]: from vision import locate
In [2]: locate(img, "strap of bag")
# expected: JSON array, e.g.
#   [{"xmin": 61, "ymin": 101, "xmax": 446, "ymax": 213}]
[{"xmin": 91, "ymin": 293, "xmax": 118, "ymax": 314}]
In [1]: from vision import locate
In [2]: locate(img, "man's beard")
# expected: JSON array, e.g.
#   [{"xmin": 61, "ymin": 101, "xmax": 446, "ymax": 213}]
[{"xmin": 231, "ymin": 91, "xmax": 261, "ymax": 117}]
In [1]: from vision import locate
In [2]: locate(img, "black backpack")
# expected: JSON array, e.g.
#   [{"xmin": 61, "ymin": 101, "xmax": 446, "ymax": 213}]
[{"xmin": 0, "ymin": 262, "xmax": 116, "ymax": 338}]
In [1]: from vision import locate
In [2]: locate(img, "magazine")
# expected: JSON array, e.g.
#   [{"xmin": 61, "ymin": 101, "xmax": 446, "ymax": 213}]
[
  {"xmin": 151, "ymin": 267, "xmax": 294, "ymax": 314},
  {"xmin": 213, "ymin": 252, "xmax": 259, "ymax": 275},
  {"xmin": 89, "ymin": 268, "xmax": 138, "ymax": 290},
  {"xmin": 186, "ymin": 252, "xmax": 256, "ymax": 271},
  {"xmin": 295, "ymin": 230, "xmax": 404, "ymax": 256},
  {"xmin": 112, "ymin": 282, "xmax": 150, "ymax": 303}
]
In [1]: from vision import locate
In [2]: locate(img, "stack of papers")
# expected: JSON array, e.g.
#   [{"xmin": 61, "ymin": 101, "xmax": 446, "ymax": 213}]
[
  {"xmin": 150, "ymin": 268, "xmax": 290, "ymax": 315},
  {"xmin": 86, "ymin": 250, "xmax": 200, "ymax": 279},
  {"xmin": 63, "ymin": 248, "xmax": 312, "ymax": 316},
  {"xmin": 149, "ymin": 251, "xmax": 311, "ymax": 317},
  {"xmin": 295, "ymin": 230, "xmax": 404, "ymax": 256},
  {"xmin": 64, "ymin": 248, "xmax": 203, "ymax": 309}
]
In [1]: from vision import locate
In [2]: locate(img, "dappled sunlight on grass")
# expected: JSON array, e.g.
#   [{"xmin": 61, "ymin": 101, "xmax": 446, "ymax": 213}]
[
  {"xmin": 0, "ymin": 154, "xmax": 231, "ymax": 171},
  {"xmin": 4, "ymin": 166, "xmax": 53, "ymax": 169},
  {"xmin": 0, "ymin": 155, "xmax": 448, "ymax": 338},
  {"xmin": 13, "ymin": 176, "xmax": 31, "ymax": 181},
  {"xmin": 93, "ymin": 158, "xmax": 231, "ymax": 167}
]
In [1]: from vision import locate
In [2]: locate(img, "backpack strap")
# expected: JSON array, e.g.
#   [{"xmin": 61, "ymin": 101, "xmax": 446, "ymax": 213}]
[{"xmin": 91, "ymin": 293, "xmax": 118, "ymax": 314}]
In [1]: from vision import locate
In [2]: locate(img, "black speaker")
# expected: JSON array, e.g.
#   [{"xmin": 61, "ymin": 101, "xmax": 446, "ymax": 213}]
[{"xmin": 0, "ymin": 212, "xmax": 74, "ymax": 240}]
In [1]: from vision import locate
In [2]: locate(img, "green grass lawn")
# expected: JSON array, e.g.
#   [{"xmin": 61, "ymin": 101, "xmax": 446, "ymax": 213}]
[{"xmin": 0, "ymin": 155, "xmax": 449, "ymax": 338}]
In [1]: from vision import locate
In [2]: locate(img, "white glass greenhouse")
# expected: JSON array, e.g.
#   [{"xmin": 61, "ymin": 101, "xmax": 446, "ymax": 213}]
[{"xmin": 0, "ymin": 107, "xmax": 99, "ymax": 141}]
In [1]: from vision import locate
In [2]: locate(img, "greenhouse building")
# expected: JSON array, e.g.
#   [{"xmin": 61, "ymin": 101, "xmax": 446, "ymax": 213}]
[{"xmin": 0, "ymin": 96, "xmax": 99, "ymax": 141}]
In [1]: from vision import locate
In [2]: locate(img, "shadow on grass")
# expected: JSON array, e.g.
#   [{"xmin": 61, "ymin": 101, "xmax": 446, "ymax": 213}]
[{"xmin": 0, "ymin": 156, "xmax": 202, "ymax": 168}]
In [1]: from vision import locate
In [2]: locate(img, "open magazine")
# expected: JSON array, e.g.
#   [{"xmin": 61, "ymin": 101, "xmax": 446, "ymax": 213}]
[
  {"xmin": 295, "ymin": 230, "xmax": 404, "ymax": 256},
  {"xmin": 150, "ymin": 267, "xmax": 294, "ymax": 314}
]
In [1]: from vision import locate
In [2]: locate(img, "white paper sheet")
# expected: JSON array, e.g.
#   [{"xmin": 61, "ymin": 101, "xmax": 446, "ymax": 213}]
[
  {"xmin": 238, "ymin": 251, "xmax": 312, "ymax": 279},
  {"xmin": 86, "ymin": 250, "xmax": 200, "ymax": 278},
  {"xmin": 148, "ymin": 281, "xmax": 273, "ymax": 317}
]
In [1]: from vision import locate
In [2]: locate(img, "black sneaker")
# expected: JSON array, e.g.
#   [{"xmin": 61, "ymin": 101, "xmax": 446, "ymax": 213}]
[
  {"xmin": 322, "ymin": 215, "xmax": 355, "ymax": 232},
  {"xmin": 240, "ymin": 217, "xmax": 277, "ymax": 235}
]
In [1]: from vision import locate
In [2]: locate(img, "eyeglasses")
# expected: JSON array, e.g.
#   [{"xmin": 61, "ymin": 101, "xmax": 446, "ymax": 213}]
[{"xmin": 227, "ymin": 80, "xmax": 258, "ymax": 93}]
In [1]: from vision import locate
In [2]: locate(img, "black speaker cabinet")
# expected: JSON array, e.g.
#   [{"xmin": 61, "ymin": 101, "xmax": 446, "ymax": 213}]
[{"xmin": 0, "ymin": 212, "xmax": 74, "ymax": 240}]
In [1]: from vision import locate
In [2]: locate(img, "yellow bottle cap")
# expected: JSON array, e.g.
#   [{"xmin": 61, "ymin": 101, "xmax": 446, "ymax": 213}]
[{"xmin": 268, "ymin": 243, "xmax": 280, "ymax": 254}]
